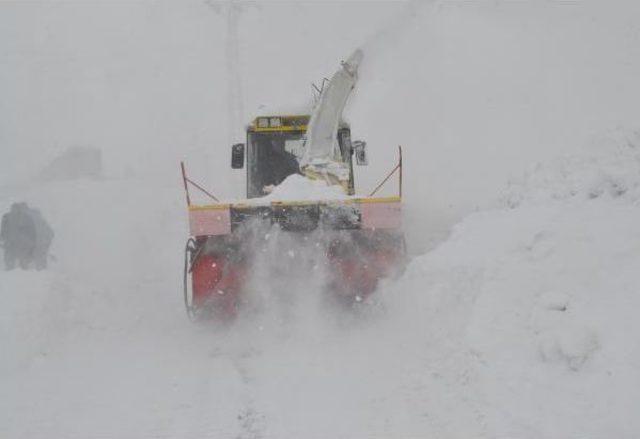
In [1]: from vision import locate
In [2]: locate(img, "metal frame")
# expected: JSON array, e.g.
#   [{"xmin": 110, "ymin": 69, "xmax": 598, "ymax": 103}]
[
  {"xmin": 183, "ymin": 238, "xmax": 197, "ymax": 320},
  {"xmin": 368, "ymin": 146, "xmax": 403, "ymax": 198},
  {"xmin": 180, "ymin": 161, "xmax": 220, "ymax": 206}
]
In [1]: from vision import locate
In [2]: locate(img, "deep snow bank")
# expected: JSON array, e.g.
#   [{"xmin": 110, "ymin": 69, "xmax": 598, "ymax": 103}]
[
  {"xmin": 378, "ymin": 130, "xmax": 640, "ymax": 438},
  {"xmin": 503, "ymin": 128, "xmax": 640, "ymax": 207}
]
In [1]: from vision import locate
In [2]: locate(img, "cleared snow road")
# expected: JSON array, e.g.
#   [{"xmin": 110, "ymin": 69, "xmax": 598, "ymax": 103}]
[{"xmin": 0, "ymin": 178, "xmax": 443, "ymax": 439}]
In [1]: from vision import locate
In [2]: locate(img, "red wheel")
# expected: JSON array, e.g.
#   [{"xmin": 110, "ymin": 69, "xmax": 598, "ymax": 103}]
[
  {"xmin": 187, "ymin": 243, "xmax": 245, "ymax": 321},
  {"xmin": 191, "ymin": 254, "xmax": 225, "ymax": 308}
]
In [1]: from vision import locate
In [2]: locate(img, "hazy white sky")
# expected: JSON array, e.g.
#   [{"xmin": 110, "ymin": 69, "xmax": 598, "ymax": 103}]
[
  {"xmin": 2, "ymin": 1, "xmax": 640, "ymax": 222},
  {"xmin": 0, "ymin": 1, "xmax": 402, "ymax": 187}
]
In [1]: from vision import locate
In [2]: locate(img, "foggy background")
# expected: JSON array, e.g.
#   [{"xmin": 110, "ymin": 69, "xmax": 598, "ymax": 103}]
[{"xmin": 4, "ymin": 0, "xmax": 640, "ymax": 249}]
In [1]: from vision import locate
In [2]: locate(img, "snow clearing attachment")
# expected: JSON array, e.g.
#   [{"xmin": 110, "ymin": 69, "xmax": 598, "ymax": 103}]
[{"xmin": 181, "ymin": 50, "xmax": 405, "ymax": 320}]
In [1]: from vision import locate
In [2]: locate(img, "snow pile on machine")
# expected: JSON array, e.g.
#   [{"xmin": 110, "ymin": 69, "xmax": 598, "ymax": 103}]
[
  {"xmin": 256, "ymin": 174, "xmax": 351, "ymax": 203},
  {"xmin": 376, "ymin": 129, "xmax": 640, "ymax": 438}
]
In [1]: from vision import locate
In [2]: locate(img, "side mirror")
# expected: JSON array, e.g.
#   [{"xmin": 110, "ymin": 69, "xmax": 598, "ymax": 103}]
[
  {"xmin": 353, "ymin": 140, "xmax": 368, "ymax": 166},
  {"xmin": 339, "ymin": 130, "xmax": 352, "ymax": 161},
  {"xmin": 231, "ymin": 143, "xmax": 245, "ymax": 169}
]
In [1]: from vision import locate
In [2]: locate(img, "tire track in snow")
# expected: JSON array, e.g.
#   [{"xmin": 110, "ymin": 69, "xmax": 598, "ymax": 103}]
[{"xmin": 231, "ymin": 350, "xmax": 266, "ymax": 439}]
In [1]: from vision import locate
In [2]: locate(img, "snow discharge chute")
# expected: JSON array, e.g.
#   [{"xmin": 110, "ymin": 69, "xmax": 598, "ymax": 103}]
[{"xmin": 300, "ymin": 49, "xmax": 364, "ymax": 189}]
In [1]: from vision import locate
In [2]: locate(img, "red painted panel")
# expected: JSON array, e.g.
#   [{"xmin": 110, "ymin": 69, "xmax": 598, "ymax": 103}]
[
  {"xmin": 189, "ymin": 208, "xmax": 231, "ymax": 236},
  {"xmin": 360, "ymin": 202, "xmax": 402, "ymax": 230}
]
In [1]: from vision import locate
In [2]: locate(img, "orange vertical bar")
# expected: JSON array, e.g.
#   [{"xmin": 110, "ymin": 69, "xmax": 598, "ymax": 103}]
[
  {"xmin": 398, "ymin": 145, "xmax": 403, "ymax": 198},
  {"xmin": 180, "ymin": 161, "xmax": 191, "ymax": 207}
]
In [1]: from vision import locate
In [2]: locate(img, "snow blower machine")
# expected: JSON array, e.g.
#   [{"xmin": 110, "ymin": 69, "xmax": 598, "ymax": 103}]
[{"xmin": 181, "ymin": 50, "xmax": 405, "ymax": 320}]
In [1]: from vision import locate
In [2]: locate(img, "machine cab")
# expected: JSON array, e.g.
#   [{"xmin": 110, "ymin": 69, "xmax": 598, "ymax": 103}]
[{"xmin": 232, "ymin": 115, "xmax": 362, "ymax": 199}]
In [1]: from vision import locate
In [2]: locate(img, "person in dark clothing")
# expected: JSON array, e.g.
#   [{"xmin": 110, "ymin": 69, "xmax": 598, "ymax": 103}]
[
  {"xmin": 1, "ymin": 203, "xmax": 37, "ymax": 270},
  {"xmin": 261, "ymin": 139, "xmax": 301, "ymax": 193}
]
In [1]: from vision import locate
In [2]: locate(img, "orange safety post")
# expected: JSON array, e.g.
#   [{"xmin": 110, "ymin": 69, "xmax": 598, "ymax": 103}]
[
  {"xmin": 398, "ymin": 145, "xmax": 403, "ymax": 198},
  {"xmin": 368, "ymin": 146, "xmax": 403, "ymax": 198},
  {"xmin": 181, "ymin": 161, "xmax": 191, "ymax": 207}
]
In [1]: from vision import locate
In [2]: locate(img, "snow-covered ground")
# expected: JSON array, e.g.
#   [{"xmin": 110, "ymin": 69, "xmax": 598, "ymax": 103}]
[
  {"xmin": 3, "ymin": 1, "xmax": 640, "ymax": 438},
  {"xmin": 2, "ymin": 131, "xmax": 639, "ymax": 438},
  {"xmin": 377, "ymin": 130, "xmax": 640, "ymax": 438}
]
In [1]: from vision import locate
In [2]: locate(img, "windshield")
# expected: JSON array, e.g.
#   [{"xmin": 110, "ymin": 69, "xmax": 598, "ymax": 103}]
[{"xmin": 247, "ymin": 132, "xmax": 305, "ymax": 198}]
